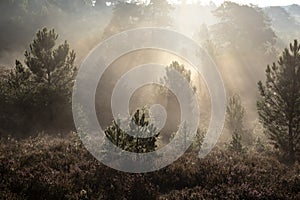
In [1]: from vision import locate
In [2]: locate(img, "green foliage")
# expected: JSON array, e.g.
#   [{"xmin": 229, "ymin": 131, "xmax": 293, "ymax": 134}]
[
  {"xmin": 226, "ymin": 94, "xmax": 252, "ymax": 147},
  {"xmin": 0, "ymin": 61, "xmax": 35, "ymax": 134},
  {"xmin": 102, "ymin": 0, "xmax": 173, "ymax": 38},
  {"xmin": 0, "ymin": 28, "xmax": 76, "ymax": 135},
  {"xmin": 226, "ymin": 94, "xmax": 245, "ymax": 133},
  {"xmin": 5, "ymin": 60, "xmax": 32, "ymax": 102},
  {"xmin": 46, "ymin": 0, "xmax": 94, "ymax": 12},
  {"xmin": 170, "ymin": 125, "xmax": 204, "ymax": 153},
  {"xmin": 159, "ymin": 61, "xmax": 197, "ymax": 141},
  {"xmin": 229, "ymin": 130, "xmax": 244, "ymax": 153},
  {"xmin": 25, "ymin": 28, "xmax": 76, "ymax": 89},
  {"xmin": 161, "ymin": 61, "xmax": 195, "ymax": 95},
  {"xmin": 164, "ymin": 61, "xmax": 192, "ymax": 84},
  {"xmin": 0, "ymin": 0, "xmax": 99, "ymax": 57},
  {"xmin": 104, "ymin": 109, "xmax": 159, "ymax": 153},
  {"xmin": 212, "ymin": 2, "xmax": 276, "ymax": 52},
  {"xmin": 144, "ymin": 0, "xmax": 174, "ymax": 26},
  {"xmin": 257, "ymin": 40, "xmax": 300, "ymax": 163},
  {"xmin": 192, "ymin": 128, "xmax": 205, "ymax": 151}
]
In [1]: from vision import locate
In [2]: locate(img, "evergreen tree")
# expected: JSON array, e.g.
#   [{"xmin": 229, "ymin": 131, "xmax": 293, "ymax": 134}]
[
  {"xmin": 212, "ymin": 2, "xmax": 276, "ymax": 52},
  {"xmin": 169, "ymin": 125, "xmax": 204, "ymax": 153},
  {"xmin": 161, "ymin": 61, "xmax": 195, "ymax": 95},
  {"xmin": 6, "ymin": 61, "xmax": 32, "ymax": 100},
  {"xmin": 226, "ymin": 94, "xmax": 253, "ymax": 147},
  {"xmin": 104, "ymin": 109, "xmax": 159, "ymax": 153},
  {"xmin": 226, "ymin": 94, "xmax": 244, "ymax": 151},
  {"xmin": 159, "ymin": 61, "xmax": 196, "ymax": 141},
  {"xmin": 143, "ymin": 0, "xmax": 173, "ymax": 27},
  {"xmin": 25, "ymin": 28, "xmax": 76, "ymax": 90},
  {"xmin": 102, "ymin": 1, "xmax": 142, "ymax": 38},
  {"xmin": 24, "ymin": 27, "xmax": 77, "ymax": 123},
  {"xmin": 257, "ymin": 40, "xmax": 300, "ymax": 163},
  {"xmin": 0, "ymin": 61, "xmax": 34, "ymax": 133},
  {"xmin": 226, "ymin": 94, "xmax": 245, "ymax": 134},
  {"xmin": 229, "ymin": 129, "xmax": 243, "ymax": 153},
  {"xmin": 102, "ymin": 0, "xmax": 173, "ymax": 38},
  {"xmin": 0, "ymin": 27, "xmax": 77, "ymax": 134}
]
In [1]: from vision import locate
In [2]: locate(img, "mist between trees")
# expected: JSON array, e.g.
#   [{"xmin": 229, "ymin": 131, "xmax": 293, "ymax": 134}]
[
  {"xmin": 0, "ymin": 1, "xmax": 300, "ymax": 199},
  {"xmin": 0, "ymin": 33, "xmax": 299, "ymax": 162},
  {"xmin": 0, "ymin": 0, "xmax": 299, "ymax": 162}
]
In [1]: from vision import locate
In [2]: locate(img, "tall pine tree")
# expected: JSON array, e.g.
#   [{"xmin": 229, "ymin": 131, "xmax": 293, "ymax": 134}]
[
  {"xmin": 24, "ymin": 27, "xmax": 76, "ymax": 123},
  {"xmin": 0, "ymin": 27, "xmax": 77, "ymax": 134},
  {"xmin": 257, "ymin": 40, "xmax": 300, "ymax": 163},
  {"xmin": 25, "ymin": 28, "xmax": 76, "ymax": 90}
]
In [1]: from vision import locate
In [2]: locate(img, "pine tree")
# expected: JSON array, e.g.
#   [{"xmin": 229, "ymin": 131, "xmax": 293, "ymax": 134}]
[
  {"xmin": 25, "ymin": 28, "xmax": 76, "ymax": 90},
  {"xmin": 159, "ymin": 61, "xmax": 196, "ymax": 141},
  {"xmin": 24, "ymin": 27, "xmax": 77, "ymax": 123},
  {"xmin": 229, "ymin": 129, "xmax": 243, "ymax": 153},
  {"xmin": 257, "ymin": 40, "xmax": 300, "ymax": 163},
  {"xmin": 212, "ymin": 1, "xmax": 276, "ymax": 52},
  {"xmin": 161, "ymin": 61, "xmax": 195, "ymax": 94},
  {"xmin": 6, "ymin": 60, "xmax": 32, "ymax": 102},
  {"xmin": 104, "ymin": 109, "xmax": 159, "ymax": 153},
  {"xmin": 0, "ymin": 61, "xmax": 34, "ymax": 133},
  {"xmin": 226, "ymin": 94, "xmax": 246, "ymax": 152},
  {"xmin": 226, "ymin": 94, "xmax": 253, "ymax": 148},
  {"xmin": 102, "ymin": 0, "xmax": 173, "ymax": 38},
  {"xmin": 0, "ymin": 27, "xmax": 77, "ymax": 133},
  {"xmin": 226, "ymin": 94, "xmax": 245, "ymax": 134}
]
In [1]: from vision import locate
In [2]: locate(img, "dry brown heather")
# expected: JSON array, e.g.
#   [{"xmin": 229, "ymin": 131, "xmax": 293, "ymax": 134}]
[
  {"xmin": 0, "ymin": 66, "xmax": 10, "ymax": 77},
  {"xmin": 1, "ymin": 132, "xmax": 299, "ymax": 200}
]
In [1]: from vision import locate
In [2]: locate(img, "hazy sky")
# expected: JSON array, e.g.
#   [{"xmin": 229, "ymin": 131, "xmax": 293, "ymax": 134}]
[{"xmin": 169, "ymin": 0, "xmax": 300, "ymax": 7}]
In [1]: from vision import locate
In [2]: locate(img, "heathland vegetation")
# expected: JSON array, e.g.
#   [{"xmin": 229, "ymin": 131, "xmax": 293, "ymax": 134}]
[{"xmin": 0, "ymin": 1, "xmax": 299, "ymax": 199}]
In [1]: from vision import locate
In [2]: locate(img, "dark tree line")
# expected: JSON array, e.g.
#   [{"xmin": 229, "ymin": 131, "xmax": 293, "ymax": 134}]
[{"xmin": 102, "ymin": 0, "xmax": 173, "ymax": 38}]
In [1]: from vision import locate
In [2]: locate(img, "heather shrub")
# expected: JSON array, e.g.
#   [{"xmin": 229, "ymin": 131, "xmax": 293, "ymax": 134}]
[
  {"xmin": 0, "ymin": 133, "xmax": 157, "ymax": 199},
  {"xmin": 1, "ymin": 133, "xmax": 299, "ymax": 199}
]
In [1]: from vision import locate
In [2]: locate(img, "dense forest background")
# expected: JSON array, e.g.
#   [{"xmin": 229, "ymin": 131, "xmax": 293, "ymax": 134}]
[{"xmin": 0, "ymin": 0, "xmax": 300, "ymax": 199}]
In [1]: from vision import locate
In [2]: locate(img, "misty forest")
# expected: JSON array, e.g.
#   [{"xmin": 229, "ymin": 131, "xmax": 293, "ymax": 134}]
[{"xmin": 0, "ymin": 0, "xmax": 300, "ymax": 199}]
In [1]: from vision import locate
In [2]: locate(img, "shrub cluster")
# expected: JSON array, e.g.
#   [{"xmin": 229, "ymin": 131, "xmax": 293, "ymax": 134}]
[
  {"xmin": 1, "ymin": 133, "xmax": 299, "ymax": 199},
  {"xmin": 0, "ymin": 28, "xmax": 76, "ymax": 137}
]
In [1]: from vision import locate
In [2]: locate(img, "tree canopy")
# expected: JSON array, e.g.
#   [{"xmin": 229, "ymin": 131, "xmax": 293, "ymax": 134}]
[
  {"xmin": 102, "ymin": 0, "xmax": 173, "ymax": 38},
  {"xmin": 212, "ymin": 2, "xmax": 276, "ymax": 52}
]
